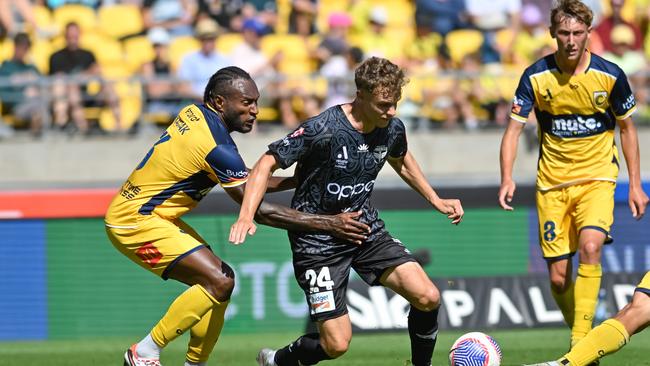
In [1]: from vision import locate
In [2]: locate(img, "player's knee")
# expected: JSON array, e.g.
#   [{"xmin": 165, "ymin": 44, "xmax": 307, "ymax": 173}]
[
  {"xmin": 413, "ymin": 287, "xmax": 441, "ymax": 311},
  {"xmin": 202, "ymin": 262, "xmax": 236, "ymax": 302},
  {"xmin": 579, "ymin": 241, "xmax": 602, "ymax": 260},
  {"xmin": 322, "ymin": 338, "xmax": 350, "ymax": 358}
]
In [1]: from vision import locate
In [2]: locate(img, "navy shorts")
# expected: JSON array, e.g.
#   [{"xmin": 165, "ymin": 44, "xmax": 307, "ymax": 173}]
[{"xmin": 292, "ymin": 232, "xmax": 416, "ymax": 322}]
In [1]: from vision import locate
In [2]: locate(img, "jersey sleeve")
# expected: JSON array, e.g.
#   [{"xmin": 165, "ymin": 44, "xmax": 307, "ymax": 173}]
[
  {"xmin": 389, "ymin": 119, "xmax": 408, "ymax": 158},
  {"xmin": 609, "ymin": 69, "xmax": 637, "ymax": 120},
  {"xmin": 510, "ymin": 71, "xmax": 535, "ymax": 123},
  {"xmin": 267, "ymin": 120, "xmax": 318, "ymax": 169},
  {"xmin": 205, "ymin": 144, "xmax": 248, "ymax": 187}
]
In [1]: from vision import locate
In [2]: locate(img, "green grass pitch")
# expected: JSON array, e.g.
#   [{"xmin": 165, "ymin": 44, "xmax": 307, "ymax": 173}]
[{"xmin": 0, "ymin": 328, "xmax": 647, "ymax": 365}]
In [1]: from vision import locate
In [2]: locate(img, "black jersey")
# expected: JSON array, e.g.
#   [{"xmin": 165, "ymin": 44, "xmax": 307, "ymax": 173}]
[{"xmin": 268, "ymin": 105, "xmax": 408, "ymax": 254}]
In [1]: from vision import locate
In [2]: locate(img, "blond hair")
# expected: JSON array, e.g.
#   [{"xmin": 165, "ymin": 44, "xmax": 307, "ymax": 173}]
[{"xmin": 550, "ymin": 0, "xmax": 594, "ymax": 31}]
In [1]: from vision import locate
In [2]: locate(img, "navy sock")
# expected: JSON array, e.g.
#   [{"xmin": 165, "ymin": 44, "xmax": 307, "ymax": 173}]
[
  {"xmin": 408, "ymin": 306, "xmax": 439, "ymax": 366},
  {"xmin": 274, "ymin": 333, "xmax": 332, "ymax": 366}
]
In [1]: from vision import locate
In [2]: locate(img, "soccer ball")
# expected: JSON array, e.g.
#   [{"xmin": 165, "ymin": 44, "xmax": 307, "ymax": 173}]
[{"xmin": 448, "ymin": 332, "xmax": 502, "ymax": 366}]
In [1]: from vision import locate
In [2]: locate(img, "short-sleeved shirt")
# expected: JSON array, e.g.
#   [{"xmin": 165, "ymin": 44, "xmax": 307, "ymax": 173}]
[
  {"xmin": 105, "ymin": 104, "xmax": 248, "ymax": 228},
  {"xmin": 49, "ymin": 48, "xmax": 96, "ymax": 75},
  {"xmin": 267, "ymin": 105, "xmax": 408, "ymax": 255},
  {"xmin": 510, "ymin": 52, "xmax": 637, "ymax": 191},
  {"xmin": 0, "ymin": 60, "xmax": 40, "ymax": 107}
]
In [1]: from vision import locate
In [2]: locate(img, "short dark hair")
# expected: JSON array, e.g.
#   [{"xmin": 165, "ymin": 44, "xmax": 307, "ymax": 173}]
[
  {"xmin": 13, "ymin": 32, "xmax": 31, "ymax": 47},
  {"xmin": 354, "ymin": 57, "xmax": 407, "ymax": 98},
  {"xmin": 203, "ymin": 66, "xmax": 253, "ymax": 104},
  {"xmin": 550, "ymin": 0, "xmax": 593, "ymax": 30},
  {"xmin": 65, "ymin": 22, "xmax": 80, "ymax": 32}
]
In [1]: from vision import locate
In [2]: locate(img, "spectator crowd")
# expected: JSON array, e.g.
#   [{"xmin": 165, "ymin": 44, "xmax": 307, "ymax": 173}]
[{"xmin": 0, "ymin": 0, "xmax": 649, "ymax": 138}]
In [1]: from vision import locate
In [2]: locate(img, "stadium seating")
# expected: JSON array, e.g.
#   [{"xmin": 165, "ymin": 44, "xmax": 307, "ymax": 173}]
[
  {"xmin": 168, "ymin": 36, "xmax": 200, "ymax": 72},
  {"xmin": 98, "ymin": 4, "xmax": 144, "ymax": 40},
  {"xmin": 445, "ymin": 29, "xmax": 484, "ymax": 66},
  {"xmin": 123, "ymin": 35, "xmax": 156, "ymax": 72},
  {"xmin": 216, "ymin": 33, "xmax": 245, "ymax": 54}
]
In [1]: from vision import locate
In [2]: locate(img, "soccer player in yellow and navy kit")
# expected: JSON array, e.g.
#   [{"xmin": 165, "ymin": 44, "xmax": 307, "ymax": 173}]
[
  {"xmin": 526, "ymin": 272, "xmax": 650, "ymax": 366},
  {"xmin": 498, "ymin": 0, "xmax": 649, "ymax": 352},
  {"xmin": 105, "ymin": 67, "xmax": 370, "ymax": 366}
]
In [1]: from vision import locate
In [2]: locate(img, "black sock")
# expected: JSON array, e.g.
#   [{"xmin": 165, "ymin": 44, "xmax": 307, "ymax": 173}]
[
  {"xmin": 408, "ymin": 306, "xmax": 439, "ymax": 366},
  {"xmin": 274, "ymin": 333, "xmax": 332, "ymax": 366}
]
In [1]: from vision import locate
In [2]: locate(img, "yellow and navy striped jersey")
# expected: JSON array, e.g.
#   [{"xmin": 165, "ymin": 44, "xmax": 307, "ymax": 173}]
[
  {"xmin": 511, "ymin": 51, "xmax": 637, "ymax": 190},
  {"xmin": 105, "ymin": 104, "xmax": 248, "ymax": 228}
]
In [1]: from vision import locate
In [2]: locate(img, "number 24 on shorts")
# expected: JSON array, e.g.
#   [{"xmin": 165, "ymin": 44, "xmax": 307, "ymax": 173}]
[{"xmin": 306, "ymin": 267, "xmax": 335, "ymax": 293}]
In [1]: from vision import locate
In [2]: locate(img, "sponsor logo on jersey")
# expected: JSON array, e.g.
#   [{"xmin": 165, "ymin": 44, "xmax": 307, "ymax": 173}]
[
  {"xmin": 551, "ymin": 116, "xmax": 604, "ymax": 137},
  {"xmin": 622, "ymin": 94, "xmax": 636, "ymax": 111},
  {"xmin": 327, "ymin": 180, "xmax": 375, "ymax": 200},
  {"xmin": 309, "ymin": 290, "xmax": 335, "ymax": 314},
  {"xmin": 373, "ymin": 145, "xmax": 388, "ymax": 162},
  {"xmin": 226, "ymin": 169, "xmax": 248, "ymax": 178},
  {"xmin": 335, "ymin": 146, "xmax": 349, "ymax": 168},
  {"xmin": 593, "ymin": 91, "xmax": 608, "ymax": 107},
  {"xmin": 358, "ymin": 144, "xmax": 369, "ymax": 152}
]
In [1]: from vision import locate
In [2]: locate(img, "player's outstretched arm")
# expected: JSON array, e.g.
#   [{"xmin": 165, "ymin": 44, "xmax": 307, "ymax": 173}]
[
  {"xmin": 388, "ymin": 151, "xmax": 464, "ymax": 225},
  {"xmin": 619, "ymin": 117, "xmax": 649, "ymax": 220},
  {"xmin": 499, "ymin": 119, "xmax": 525, "ymax": 211},
  {"xmin": 229, "ymin": 153, "xmax": 277, "ymax": 244}
]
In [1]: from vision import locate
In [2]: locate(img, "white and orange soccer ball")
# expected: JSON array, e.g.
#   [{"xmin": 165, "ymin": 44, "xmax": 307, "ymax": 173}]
[{"xmin": 448, "ymin": 332, "xmax": 502, "ymax": 366}]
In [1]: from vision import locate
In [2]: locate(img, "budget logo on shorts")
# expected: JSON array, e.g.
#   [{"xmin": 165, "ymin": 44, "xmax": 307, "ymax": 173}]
[{"xmin": 309, "ymin": 290, "xmax": 336, "ymax": 315}]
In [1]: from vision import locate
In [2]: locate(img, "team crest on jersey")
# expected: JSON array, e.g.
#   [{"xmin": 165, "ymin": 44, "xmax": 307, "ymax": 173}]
[
  {"xmin": 593, "ymin": 91, "xmax": 608, "ymax": 107},
  {"xmin": 511, "ymin": 95, "xmax": 523, "ymax": 114},
  {"xmin": 373, "ymin": 145, "xmax": 388, "ymax": 162}
]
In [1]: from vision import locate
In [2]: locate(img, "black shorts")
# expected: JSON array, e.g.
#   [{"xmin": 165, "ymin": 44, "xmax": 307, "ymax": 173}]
[{"xmin": 292, "ymin": 232, "xmax": 416, "ymax": 322}]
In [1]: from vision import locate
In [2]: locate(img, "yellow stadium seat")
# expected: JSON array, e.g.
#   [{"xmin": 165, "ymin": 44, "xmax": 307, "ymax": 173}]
[
  {"xmin": 261, "ymin": 34, "xmax": 309, "ymax": 59},
  {"xmin": 216, "ymin": 33, "xmax": 244, "ymax": 54},
  {"xmin": 33, "ymin": 5, "xmax": 55, "ymax": 34},
  {"xmin": 378, "ymin": 1, "xmax": 414, "ymax": 28},
  {"xmin": 0, "ymin": 38, "xmax": 13, "ymax": 62},
  {"xmin": 445, "ymin": 29, "xmax": 484, "ymax": 65},
  {"xmin": 123, "ymin": 36, "xmax": 156, "ymax": 72},
  {"xmin": 316, "ymin": 0, "xmax": 350, "ymax": 32},
  {"xmin": 93, "ymin": 38, "xmax": 124, "ymax": 66},
  {"xmin": 275, "ymin": 0, "xmax": 291, "ymax": 34},
  {"xmin": 99, "ymin": 76, "xmax": 142, "ymax": 132},
  {"xmin": 29, "ymin": 40, "xmax": 53, "ymax": 74},
  {"xmin": 168, "ymin": 36, "xmax": 200, "ymax": 71},
  {"xmin": 53, "ymin": 4, "xmax": 97, "ymax": 32},
  {"xmin": 98, "ymin": 4, "xmax": 144, "ymax": 39}
]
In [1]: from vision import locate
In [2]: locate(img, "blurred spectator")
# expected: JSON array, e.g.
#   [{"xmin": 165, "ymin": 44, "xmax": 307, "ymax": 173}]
[
  {"xmin": 0, "ymin": 33, "xmax": 45, "ymax": 137},
  {"xmin": 142, "ymin": 0, "xmax": 197, "ymax": 37},
  {"xmin": 594, "ymin": 0, "xmax": 643, "ymax": 53},
  {"xmin": 465, "ymin": 0, "xmax": 522, "ymax": 64},
  {"xmin": 196, "ymin": 0, "xmax": 245, "ymax": 32},
  {"xmin": 0, "ymin": 0, "xmax": 37, "ymax": 38},
  {"xmin": 288, "ymin": 0, "xmax": 318, "ymax": 37},
  {"xmin": 511, "ymin": 3, "xmax": 555, "ymax": 66},
  {"xmin": 314, "ymin": 12, "xmax": 352, "ymax": 67},
  {"xmin": 244, "ymin": 0, "xmax": 278, "ymax": 32},
  {"xmin": 358, "ymin": 6, "xmax": 402, "ymax": 61},
  {"xmin": 177, "ymin": 18, "xmax": 231, "ymax": 100},
  {"xmin": 414, "ymin": 0, "xmax": 467, "ymax": 36},
  {"xmin": 141, "ymin": 27, "xmax": 186, "ymax": 122},
  {"xmin": 231, "ymin": 17, "xmax": 278, "ymax": 83},
  {"xmin": 49, "ymin": 22, "xmax": 123, "ymax": 134},
  {"xmin": 602, "ymin": 24, "xmax": 648, "ymax": 121},
  {"xmin": 320, "ymin": 46, "xmax": 363, "ymax": 110}
]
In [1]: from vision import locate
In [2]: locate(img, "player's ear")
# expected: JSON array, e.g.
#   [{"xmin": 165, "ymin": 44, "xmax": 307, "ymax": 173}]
[{"xmin": 213, "ymin": 94, "xmax": 226, "ymax": 112}]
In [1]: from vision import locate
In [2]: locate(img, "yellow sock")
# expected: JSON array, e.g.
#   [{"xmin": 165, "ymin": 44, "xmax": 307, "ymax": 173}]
[
  {"xmin": 563, "ymin": 319, "xmax": 629, "ymax": 366},
  {"xmin": 551, "ymin": 281, "xmax": 575, "ymax": 328},
  {"xmin": 572, "ymin": 263, "xmax": 601, "ymax": 345},
  {"xmin": 186, "ymin": 300, "xmax": 229, "ymax": 363},
  {"xmin": 151, "ymin": 285, "xmax": 220, "ymax": 348}
]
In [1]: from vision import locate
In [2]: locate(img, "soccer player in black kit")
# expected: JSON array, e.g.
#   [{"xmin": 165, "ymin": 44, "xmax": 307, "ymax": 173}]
[{"xmin": 230, "ymin": 57, "xmax": 464, "ymax": 366}]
